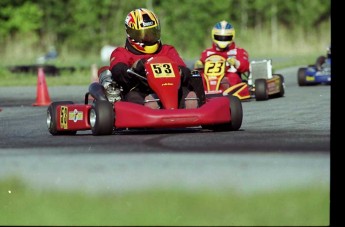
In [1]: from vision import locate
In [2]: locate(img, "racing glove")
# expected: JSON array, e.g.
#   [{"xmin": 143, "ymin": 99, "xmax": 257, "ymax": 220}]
[
  {"xmin": 132, "ymin": 58, "xmax": 147, "ymax": 76},
  {"xmin": 194, "ymin": 60, "xmax": 204, "ymax": 69},
  {"xmin": 227, "ymin": 57, "xmax": 240, "ymax": 68},
  {"xmin": 99, "ymin": 68, "xmax": 113, "ymax": 89}
]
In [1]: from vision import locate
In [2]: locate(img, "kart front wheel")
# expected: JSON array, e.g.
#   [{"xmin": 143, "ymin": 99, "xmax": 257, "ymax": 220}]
[
  {"xmin": 203, "ymin": 95, "xmax": 243, "ymax": 131},
  {"xmin": 297, "ymin": 67, "xmax": 307, "ymax": 86},
  {"xmin": 47, "ymin": 101, "xmax": 77, "ymax": 135},
  {"xmin": 255, "ymin": 79, "xmax": 268, "ymax": 101},
  {"xmin": 89, "ymin": 100, "xmax": 114, "ymax": 135}
]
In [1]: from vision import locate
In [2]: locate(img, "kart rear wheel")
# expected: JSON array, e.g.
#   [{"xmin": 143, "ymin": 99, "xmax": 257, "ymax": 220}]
[
  {"xmin": 89, "ymin": 100, "xmax": 114, "ymax": 135},
  {"xmin": 275, "ymin": 74, "xmax": 285, "ymax": 97},
  {"xmin": 297, "ymin": 67, "xmax": 307, "ymax": 86},
  {"xmin": 255, "ymin": 79, "xmax": 268, "ymax": 101},
  {"xmin": 47, "ymin": 101, "xmax": 77, "ymax": 135}
]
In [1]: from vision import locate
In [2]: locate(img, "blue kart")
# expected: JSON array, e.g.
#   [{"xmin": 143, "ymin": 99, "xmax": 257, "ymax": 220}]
[{"xmin": 297, "ymin": 56, "xmax": 331, "ymax": 86}]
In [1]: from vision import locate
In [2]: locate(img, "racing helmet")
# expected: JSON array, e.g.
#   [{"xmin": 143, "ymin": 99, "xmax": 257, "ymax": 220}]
[
  {"xmin": 211, "ymin": 20, "xmax": 235, "ymax": 50},
  {"xmin": 125, "ymin": 8, "xmax": 161, "ymax": 54}
]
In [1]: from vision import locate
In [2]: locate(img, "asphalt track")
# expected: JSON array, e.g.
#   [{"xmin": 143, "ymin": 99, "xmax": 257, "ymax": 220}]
[{"xmin": 0, "ymin": 66, "xmax": 330, "ymax": 194}]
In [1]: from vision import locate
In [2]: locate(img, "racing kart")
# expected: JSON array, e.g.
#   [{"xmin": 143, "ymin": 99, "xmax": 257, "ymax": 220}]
[
  {"xmin": 46, "ymin": 56, "xmax": 243, "ymax": 136},
  {"xmin": 196, "ymin": 54, "xmax": 251, "ymax": 101},
  {"xmin": 195, "ymin": 55, "xmax": 284, "ymax": 101},
  {"xmin": 297, "ymin": 56, "xmax": 331, "ymax": 86},
  {"xmin": 247, "ymin": 59, "xmax": 285, "ymax": 101}
]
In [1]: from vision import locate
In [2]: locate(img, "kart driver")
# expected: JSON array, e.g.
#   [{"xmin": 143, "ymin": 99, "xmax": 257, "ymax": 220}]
[
  {"xmin": 194, "ymin": 20, "xmax": 250, "ymax": 89},
  {"xmin": 315, "ymin": 45, "xmax": 331, "ymax": 71},
  {"xmin": 99, "ymin": 8, "xmax": 198, "ymax": 109}
]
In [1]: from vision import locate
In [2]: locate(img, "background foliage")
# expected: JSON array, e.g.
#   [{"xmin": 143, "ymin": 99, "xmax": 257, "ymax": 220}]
[{"xmin": 0, "ymin": 0, "xmax": 331, "ymax": 66}]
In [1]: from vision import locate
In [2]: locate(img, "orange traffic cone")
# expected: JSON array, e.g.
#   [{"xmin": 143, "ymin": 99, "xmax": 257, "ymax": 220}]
[{"xmin": 32, "ymin": 67, "xmax": 51, "ymax": 106}]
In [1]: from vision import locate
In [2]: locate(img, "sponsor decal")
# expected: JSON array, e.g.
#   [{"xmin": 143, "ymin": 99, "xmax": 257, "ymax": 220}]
[
  {"xmin": 206, "ymin": 90, "xmax": 222, "ymax": 94},
  {"xmin": 68, "ymin": 109, "xmax": 83, "ymax": 123},
  {"xmin": 142, "ymin": 21, "xmax": 154, "ymax": 27},
  {"xmin": 306, "ymin": 76, "xmax": 315, "ymax": 82},
  {"xmin": 60, "ymin": 106, "xmax": 68, "ymax": 129}
]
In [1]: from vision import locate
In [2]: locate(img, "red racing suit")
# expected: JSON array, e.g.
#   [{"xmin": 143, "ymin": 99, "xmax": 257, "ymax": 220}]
[
  {"xmin": 109, "ymin": 40, "xmax": 190, "ymax": 95},
  {"xmin": 198, "ymin": 42, "xmax": 250, "ymax": 86},
  {"xmin": 110, "ymin": 45, "xmax": 186, "ymax": 70}
]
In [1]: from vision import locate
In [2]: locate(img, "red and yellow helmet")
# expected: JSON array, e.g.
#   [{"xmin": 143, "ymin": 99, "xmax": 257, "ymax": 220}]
[
  {"xmin": 125, "ymin": 8, "xmax": 161, "ymax": 54},
  {"xmin": 211, "ymin": 20, "xmax": 235, "ymax": 50}
]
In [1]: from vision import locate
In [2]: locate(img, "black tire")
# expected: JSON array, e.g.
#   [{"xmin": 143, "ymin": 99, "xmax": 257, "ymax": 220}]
[
  {"xmin": 297, "ymin": 67, "xmax": 307, "ymax": 86},
  {"xmin": 204, "ymin": 95, "xmax": 243, "ymax": 131},
  {"xmin": 255, "ymin": 79, "xmax": 268, "ymax": 101},
  {"xmin": 89, "ymin": 100, "xmax": 114, "ymax": 135},
  {"xmin": 47, "ymin": 101, "xmax": 77, "ymax": 135},
  {"xmin": 228, "ymin": 95, "xmax": 243, "ymax": 130}
]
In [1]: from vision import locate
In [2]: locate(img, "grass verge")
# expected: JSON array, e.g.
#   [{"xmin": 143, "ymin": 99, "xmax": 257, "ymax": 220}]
[
  {"xmin": 0, "ymin": 177, "xmax": 329, "ymax": 226},
  {"xmin": 0, "ymin": 54, "xmax": 317, "ymax": 87}
]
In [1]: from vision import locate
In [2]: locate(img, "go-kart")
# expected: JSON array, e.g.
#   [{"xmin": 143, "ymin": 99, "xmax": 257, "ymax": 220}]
[
  {"xmin": 46, "ymin": 56, "xmax": 243, "ymax": 136},
  {"xmin": 297, "ymin": 56, "xmax": 331, "ymax": 86},
  {"xmin": 195, "ymin": 55, "xmax": 251, "ymax": 101},
  {"xmin": 247, "ymin": 59, "xmax": 285, "ymax": 101},
  {"xmin": 195, "ymin": 55, "xmax": 284, "ymax": 101}
]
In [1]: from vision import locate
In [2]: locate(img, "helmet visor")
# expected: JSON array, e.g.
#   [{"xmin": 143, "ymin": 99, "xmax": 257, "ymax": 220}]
[
  {"xmin": 126, "ymin": 26, "xmax": 161, "ymax": 45},
  {"xmin": 214, "ymin": 35, "xmax": 233, "ymax": 42}
]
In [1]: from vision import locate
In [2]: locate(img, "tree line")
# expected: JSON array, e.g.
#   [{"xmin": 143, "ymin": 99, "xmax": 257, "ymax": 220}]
[{"xmin": 0, "ymin": 0, "xmax": 330, "ymax": 58}]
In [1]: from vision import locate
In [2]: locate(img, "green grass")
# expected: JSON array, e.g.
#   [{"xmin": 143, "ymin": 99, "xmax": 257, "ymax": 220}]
[
  {"xmin": 0, "ymin": 67, "xmax": 93, "ymax": 86},
  {"xmin": 0, "ymin": 177, "xmax": 329, "ymax": 226},
  {"xmin": 0, "ymin": 53, "xmax": 318, "ymax": 87}
]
